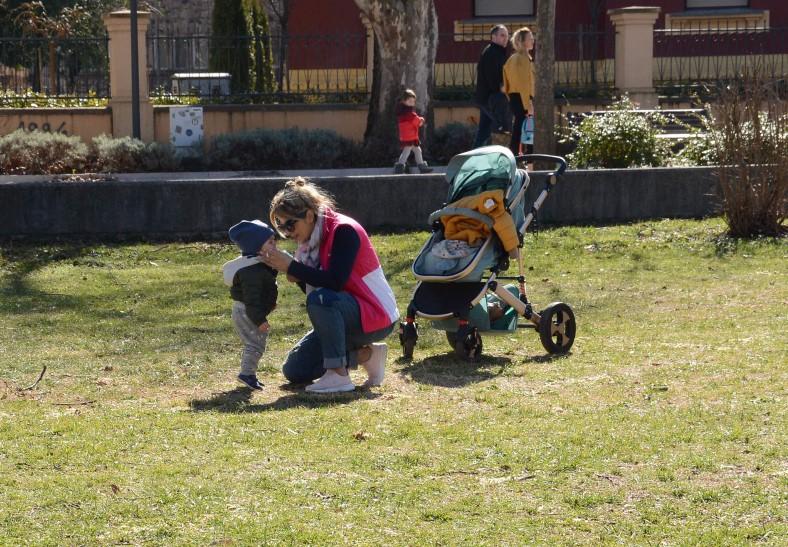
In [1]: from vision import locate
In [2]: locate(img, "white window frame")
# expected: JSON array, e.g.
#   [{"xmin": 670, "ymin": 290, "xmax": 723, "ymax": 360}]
[
  {"xmin": 474, "ymin": 0, "xmax": 534, "ymax": 17},
  {"xmin": 686, "ymin": 0, "xmax": 748, "ymax": 8}
]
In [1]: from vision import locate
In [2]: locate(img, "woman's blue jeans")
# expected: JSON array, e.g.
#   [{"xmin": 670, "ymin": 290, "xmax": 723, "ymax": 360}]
[{"xmin": 282, "ymin": 288, "xmax": 396, "ymax": 384}]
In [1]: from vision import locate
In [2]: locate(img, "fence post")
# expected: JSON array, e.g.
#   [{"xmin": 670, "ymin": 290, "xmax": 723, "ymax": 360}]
[
  {"xmin": 103, "ymin": 10, "xmax": 154, "ymax": 141},
  {"xmin": 608, "ymin": 6, "xmax": 660, "ymax": 108}
]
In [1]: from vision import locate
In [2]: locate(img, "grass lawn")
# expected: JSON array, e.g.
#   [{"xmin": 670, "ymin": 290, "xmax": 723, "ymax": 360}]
[{"xmin": 0, "ymin": 218, "xmax": 786, "ymax": 545}]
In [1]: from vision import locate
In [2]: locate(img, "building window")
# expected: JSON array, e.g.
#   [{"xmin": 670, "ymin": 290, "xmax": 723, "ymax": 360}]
[
  {"xmin": 686, "ymin": 0, "xmax": 748, "ymax": 8},
  {"xmin": 475, "ymin": 0, "xmax": 534, "ymax": 17}
]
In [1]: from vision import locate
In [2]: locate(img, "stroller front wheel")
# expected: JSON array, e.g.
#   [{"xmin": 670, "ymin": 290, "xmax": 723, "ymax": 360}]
[
  {"xmin": 538, "ymin": 302, "xmax": 576, "ymax": 354},
  {"xmin": 400, "ymin": 321, "xmax": 418, "ymax": 359},
  {"xmin": 453, "ymin": 325, "xmax": 483, "ymax": 361}
]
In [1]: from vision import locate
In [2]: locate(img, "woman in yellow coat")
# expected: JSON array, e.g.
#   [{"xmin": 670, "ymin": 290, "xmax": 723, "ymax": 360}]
[{"xmin": 503, "ymin": 27, "xmax": 535, "ymax": 156}]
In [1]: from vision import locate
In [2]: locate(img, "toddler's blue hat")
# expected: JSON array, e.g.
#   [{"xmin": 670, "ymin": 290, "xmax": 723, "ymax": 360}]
[{"xmin": 229, "ymin": 219, "xmax": 274, "ymax": 256}]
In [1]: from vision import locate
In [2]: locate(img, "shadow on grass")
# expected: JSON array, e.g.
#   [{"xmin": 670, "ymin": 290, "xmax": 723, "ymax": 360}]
[
  {"xmin": 397, "ymin": 352, "xmax": 513, "ymax": 387},
  {"xmin": 0, "ymin": 244, "xmax": 94, "ymax": 315},
  {"xmin": 521, "ymin": 352, "xmax": 573, "ymax": 364},
  {"xmin": 188, "ymin": 385, "xmax": 380, "ymax": 413}
]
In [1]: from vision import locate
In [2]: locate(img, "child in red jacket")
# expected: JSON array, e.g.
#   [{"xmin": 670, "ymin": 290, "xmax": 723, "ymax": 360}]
[{"xmin": 394, "ymin": 89, "xmax": 433, "ymax": 174}]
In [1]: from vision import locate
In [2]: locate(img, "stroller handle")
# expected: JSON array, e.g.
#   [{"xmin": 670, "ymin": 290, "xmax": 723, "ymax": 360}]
[{"xmin": 515, "ymin": 154, "xmax": 568, "ymax": 177}]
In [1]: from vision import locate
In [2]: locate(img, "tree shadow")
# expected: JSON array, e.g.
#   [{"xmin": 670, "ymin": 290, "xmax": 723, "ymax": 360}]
[
  {"xmin": 397, "ymin": 352, "xmax": 513, "ymax": 387},
  {"xmin": 188, "ymin": 385, "xmax": 381, "ymax": 413},
  {"xmin": 0, "ymin": 243, "xmax": 97, "ymax": 315}
]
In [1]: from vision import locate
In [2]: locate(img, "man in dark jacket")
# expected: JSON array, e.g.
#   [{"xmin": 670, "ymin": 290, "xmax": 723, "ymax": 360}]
[{"xmin": 473, "ymin": 24, "xmax": 510, "ymax": 148}]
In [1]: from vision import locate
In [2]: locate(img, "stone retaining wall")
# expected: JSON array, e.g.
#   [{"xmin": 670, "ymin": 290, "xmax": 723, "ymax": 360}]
[{"xmin": 0, "ymin": 167, "xmax": 720, "ymax": 241}]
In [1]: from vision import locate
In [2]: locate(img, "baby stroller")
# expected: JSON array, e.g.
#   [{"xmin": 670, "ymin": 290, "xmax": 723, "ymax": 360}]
[{"xmin": 399, "ymin": 145, "xmax": 576, "ymax": 360}]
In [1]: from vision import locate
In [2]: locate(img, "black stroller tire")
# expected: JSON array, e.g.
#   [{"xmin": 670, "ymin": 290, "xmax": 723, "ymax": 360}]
[
  {"xmin": 538, "ymin": 302, "xmax": 576, "ymax": 354},
  {"xmin": 400, "ymin": 322, "xmax": 418, "ymax": 359},
  {"xmin": 454, "ymin": 326, "xmax": 483, "ymax": 361},
  {"xmin": 403, "ymin": 338, "xmax": 416, "ymax": 359},
  {"xmin": 445, "ymin": 331, "xmax": 457, "ymax": 349}
]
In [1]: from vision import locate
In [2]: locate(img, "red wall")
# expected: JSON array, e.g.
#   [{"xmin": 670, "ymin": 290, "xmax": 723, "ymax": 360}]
[
  {"xmin": 288, "ymin": 1, "xmax": 788, "ymax": 68},
  {"xmin": 291, "ymin": 1, "xmax": 788, "ymax": 35}
]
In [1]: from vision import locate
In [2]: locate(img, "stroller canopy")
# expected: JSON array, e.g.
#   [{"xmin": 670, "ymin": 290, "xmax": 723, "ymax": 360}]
[{"xmin": 444, "ymin": 145, "xmax": 517, "ymax": 202}]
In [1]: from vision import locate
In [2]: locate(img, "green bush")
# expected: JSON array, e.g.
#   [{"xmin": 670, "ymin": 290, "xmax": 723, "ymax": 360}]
[
  {"xmin": 90, "ymin": 135, "xmax": 181, "ymax": 173},
  {"xmin": 207, "ymin": 127, "xmax": 361, "ymax": 170},
  {"xmin": 429, "ymin": 122, "xmax": 476, "ymax": 165},
  {"xmin": 564, "ymin": 96, "xmax": 671, "ymax": 169},
  {"xmin": 0, "ymin": 129, "xmax": 88, "ymax": 174}
]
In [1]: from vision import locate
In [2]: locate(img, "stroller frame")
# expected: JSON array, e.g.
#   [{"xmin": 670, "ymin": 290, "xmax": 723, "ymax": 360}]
[{"xmin": 399, "ymin": 147, "xmax": 576, "ymax": 360}]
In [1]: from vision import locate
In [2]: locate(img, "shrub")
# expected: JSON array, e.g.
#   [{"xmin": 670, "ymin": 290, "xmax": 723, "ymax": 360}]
[
  {"xmin": 709, "ymin": 76, "xmax": 787, "ymax": 237},
  {"xmin": 89, "ymin": 135, "xmax": 181, "ymax": 173},
  {"xmin": 564, "ymin": 95, "xmax": 671, "ymax": 169},
  {"xmin": 141, "ymin": 142, "xmax": 182, "ymax": 172},
  {"xmin": 429, "ymin": 122, "xmax": 476, "ymax": 165},
  {"xmin": 90, "ymin": 135, "xmax": 146, "ymax": 173},
  {"xmin": 0, "ymin": 129, "xmax": 88, "ymax": 174},
  {"xmin": 206, "ymin": 127, "xmax": 360, "ymax": 170}
]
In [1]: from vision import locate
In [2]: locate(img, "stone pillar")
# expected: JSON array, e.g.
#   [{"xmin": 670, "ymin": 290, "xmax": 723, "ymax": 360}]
[
  {"xmin": 104, "ymin": 10, "xmax": 154, "ymax": 141},
  {"xmin": 608, "ymin": 6, "xmax": 660, "ymax": 108}
]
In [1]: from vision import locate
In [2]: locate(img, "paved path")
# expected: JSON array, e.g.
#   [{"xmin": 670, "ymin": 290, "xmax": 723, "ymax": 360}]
[{"xmin": 0, "ymin": 166, "xmax": 448, "ymax": 184}]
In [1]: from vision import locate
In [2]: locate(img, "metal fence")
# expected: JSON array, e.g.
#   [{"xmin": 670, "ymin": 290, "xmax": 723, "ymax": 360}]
[
  {"xmin": 0, "ymin": 36, "xmax": 110, "ymax": 105},
  {"xmin": 554, "ymin": 28, "xmax": 614, "ymax": 98},
  {"xmin": 146, "ymin": 30, "xmax": 616, "ymax": 103},
  {"xmin": 6, "ymin": 27, "xmax": 787, "ymax": 106},
  {"xmin": 654, "ymin": 26, "xmax": 788, "ymax": 99},
  {"xmin": 148, "ymin": 32, "xmax": 369, "ymax": 103}
]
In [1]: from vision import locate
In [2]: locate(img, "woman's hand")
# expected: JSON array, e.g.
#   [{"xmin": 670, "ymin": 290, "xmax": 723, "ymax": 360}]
[{"xmin": 259, "ymin": 247, "xmax": 292, "ymax": 273}]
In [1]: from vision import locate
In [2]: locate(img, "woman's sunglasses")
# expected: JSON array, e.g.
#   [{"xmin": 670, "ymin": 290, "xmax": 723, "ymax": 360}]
[{"xmin": 275, "ymin": 211, "xmax": 307, "ymax": 233}]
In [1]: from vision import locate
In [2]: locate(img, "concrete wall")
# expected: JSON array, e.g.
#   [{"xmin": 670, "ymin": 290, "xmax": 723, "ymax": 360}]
[
  {"xmin": 0, "ymin": 103, "xmax": 477, "ymax": 146},
  {"xmin": 0, "ymin": 167, "xmax": 720, "ymax": 241},
  {"xmin": 152, "ymin": 103, "xmax": 479, "ymax": 146}
]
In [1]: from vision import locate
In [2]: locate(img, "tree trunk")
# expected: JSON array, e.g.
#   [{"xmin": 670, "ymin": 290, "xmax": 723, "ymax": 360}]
[
  {"xmin": 353, "ymin": 0, "xmax": 438, "ymax": 162},
  {"xmin": 535, "ymin": 0, "xmax": 556, "ymax": 156}
]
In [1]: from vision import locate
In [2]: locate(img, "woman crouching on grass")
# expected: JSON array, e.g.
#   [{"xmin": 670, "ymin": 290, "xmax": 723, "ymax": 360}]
[{"xmin": 258, "ymin": 177, "xmax": 399, "ymax": 393}]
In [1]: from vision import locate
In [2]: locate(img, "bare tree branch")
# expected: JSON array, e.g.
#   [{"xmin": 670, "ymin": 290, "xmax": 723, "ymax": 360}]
[{"xmin": 22, "ymin": 365, "xmax": 47, "ymax": 391}]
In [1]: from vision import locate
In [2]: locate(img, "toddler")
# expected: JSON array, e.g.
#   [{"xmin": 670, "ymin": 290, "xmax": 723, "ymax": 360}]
[
  {"xmin": 223, "ymin": 220, "xmax": 278, "ymax": 390},
  {"xmin": 394, "ymin": 89, "xmax": 433, "ymax": 174}
]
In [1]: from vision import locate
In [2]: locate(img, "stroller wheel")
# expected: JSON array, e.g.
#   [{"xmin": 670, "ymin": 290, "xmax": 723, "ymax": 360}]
[
  {"xmin": 445, "ymin": 330, "xmax": 457, "ymax": 349},
  {"xmin": 538, "ymin": 302, "xmax": 576, "ymax": 354},
  {"xmin": 453, "ymin": 325, "xmax": 483, "ymax": 361},
  {"xmin": 399, "ymin": 321, "xmax": 418, "ymax": 359}
]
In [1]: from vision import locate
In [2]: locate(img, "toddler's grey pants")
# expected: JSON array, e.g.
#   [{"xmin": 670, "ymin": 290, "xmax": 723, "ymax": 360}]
[
  {"xmin": 231, "ymin": 301, "xmax": 268, "ymax": 376},
  {"xmin": 398, "ymin": 145, "xmax": 424, "ymax": 165}
]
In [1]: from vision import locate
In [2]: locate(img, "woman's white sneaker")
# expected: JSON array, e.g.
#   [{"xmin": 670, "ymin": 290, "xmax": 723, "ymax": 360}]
[
  {"xmin": 359, "ymin": 343, "xmax": 387, "ymax": 387},
  {"xmin": 305, "ymin": 369, "xmax": 355, "ymax": 393}
]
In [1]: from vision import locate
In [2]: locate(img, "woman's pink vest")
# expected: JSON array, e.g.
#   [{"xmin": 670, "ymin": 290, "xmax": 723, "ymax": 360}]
[{"xmin": 319, "ymin": 210, "xmax": 400, "ymax": 333}]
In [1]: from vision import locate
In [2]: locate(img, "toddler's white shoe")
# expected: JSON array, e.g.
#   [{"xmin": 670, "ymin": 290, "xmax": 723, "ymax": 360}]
[
  {"xmin": 305, "ymin": 369, "xmax": 355, "ymax": 393},
  {"xmin": 359, "ymin": 343, "xmax": 387, "ymax": 387}
]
